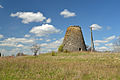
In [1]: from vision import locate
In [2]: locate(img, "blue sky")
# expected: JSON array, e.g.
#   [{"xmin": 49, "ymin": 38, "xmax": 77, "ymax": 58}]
[{"xmin": 0, "ymin": 0, "xmax": 120, "ymax": 55}]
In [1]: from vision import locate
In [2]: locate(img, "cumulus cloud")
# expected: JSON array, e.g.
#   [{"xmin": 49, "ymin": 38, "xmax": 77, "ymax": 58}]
[
  {"xmin": 60, "ymin": 9, "xmax": 76, "ymax": 18},
  {"xmin": 41, "ymin": 43, "xmax": 48, "ymax": 47},
  {"xmin": 94, "ymin": 43, "xmax": 100, "ymax": 46},
  {"xmin": 10, "ymin": 12, "xmax": 46, "ymax": 24},
  {"xmin": 94, "ymin": 35, "xmax": 116, "ymax": 51},
  {"xmin": 0, "ymin": 43, "xmax": 17, "ymax": 47},
  {"xmin": 39, "ymin": 38, "xmax": 43, "ymax": 41},
  {"xmin": 0, "ymin": 5, "xmax": 3, "ymax": 8},
  {"xmin": 1, "ymin": 37, "xmax": 34, "ymax": 44},
  {"xmin": 17, "ymin": 44, "xmax": 24, "ymax": 47},
  {"xmin": 105, "ymin": 43, "xmax": 113, "ymax": 47},
  {"xmin": 90, "ymin": 24, "xmax": 102, "ymax": 30},
  {"xmin": 94, "ymin": 40, "xmax": 108, "ymax": 43},
  {"xmin": 46, "ymin": 39, "xmax": 51, "ymax": 42},
  {"xmin": 0, "ymin": 34, "xmax": 4, "ymax": 39},
  {"xmin": 94, "ymin": 35, "xmax": 116, "ymax": 44},
  {"xmin": 30, "ymin": 24, "xmax": 61, "ymax": 37},
  {"xmin": 105, "ymin": 35, "xmax": 116, "ymax": 41},
  {"xmin": 95, "ymin": 46, "xmax": 109, "ymax": 51},
  {"xmin": 0, "ymin": 37, "xmax": 34, "ymax": 55},
  {"xmin": 24, "ymin": 34, "xmax": 31, "ymax": 38},
  {"xmin": 46, "ymin": 18, "xmax": 51, "ymax": 23},
  {"xmin": 0, "ymin": 43, "xmax": 24, "ymax": 48},
  {"xmin": 41, "ymin": 37, "xmax": 64, "ymax": 52}
]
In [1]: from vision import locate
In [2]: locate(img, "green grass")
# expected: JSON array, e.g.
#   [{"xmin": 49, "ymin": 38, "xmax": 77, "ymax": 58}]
[{"xmin": 0, "ymin": 52, "xmax": 120, "ymax": 80}]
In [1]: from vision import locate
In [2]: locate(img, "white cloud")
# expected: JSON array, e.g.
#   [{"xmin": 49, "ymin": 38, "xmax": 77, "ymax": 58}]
[
  {"xmin": 10, "ymin": 12, "xmax": 46, "ymax": 24},
  {"xmin": 94, "ymin": 43, "xmax": 100, "ymax": 46},
  {"xmin": 46, "ymin": 18, "xmax": 51, "ymax": 23},
  {"xmin": 39, "ymin": 38, "xmax": 43, "ymax": 41},
  {"xmin": 95, "ymin": 46, "xmax": 109, "ymax": 51},
  {"xmin": 0, "ymin": 43, "xmax": 17, "ymax": 47},
  {"xmin": 41, "ymin": 43, "xmax": 48, "ymax": 47},
  {"xmin": 0, "ymin": 43, "xmax": 24, "ymax": 48},
  {"xmin": 46, "ymin": 39, "xmax": 51, "ymax": 42},
  {"xmin": 41, "ymin": 37, "xmax": 64, "ymax": 52},
  {"xmin": 105, "ymin": 35, "xmax": 116, "ymax": 41},
  {"xmin": 30, "ymin": 24, "xmax": 61, "ymax": 37},
  {"xmin": 17, "ymin": 44, "xmax": 24, "ymax": 47},
  {"xmin": 0, "ymin": 5, "xmax": 3, "ymax": 8},
  {"xmin": 94, "ymin": 40, "xmax": 108, "ymax": 43},
  {"xmin": 1, "ymin": 37, "xmax": 34, "ymax": 44},
  {"xmin": 0, "ymin": 37, "xmax": 34, "ymax": 55},
  {"xmin": 94, "ymin": 35, "xmax": 116, "ymax": 51},
  {"xmin": 94, "ymin": 35, "xmax": 116, "ymax": 44},
  {"xmin": 105, "ymin": 43, "xmax": 113, "ymax": 47},
  {"xmin": 60, "ymin": 9, "xmax": 76, "ymax": 18},
  {"xmin": 24, "ymin": 34, "xmax": 30, "ymax": 37},
  {"xmin": 90, "ymin": 24, "xmax": 102, "ymax": 30},
  {"xmin": 0, "ymin": 34, "xmax": 4, "ymax": 39}
]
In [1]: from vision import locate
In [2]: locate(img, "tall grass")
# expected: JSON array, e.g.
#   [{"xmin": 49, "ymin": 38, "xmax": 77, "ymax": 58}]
[{"xmin": 0, "ymin": 52, "xmax": 120, "ymax": 80}]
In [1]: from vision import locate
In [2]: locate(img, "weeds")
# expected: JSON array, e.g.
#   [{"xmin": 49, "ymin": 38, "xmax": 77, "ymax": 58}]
[{"xmin": 0, "ymin": 52, "xmax": 120, "ymax": 80}]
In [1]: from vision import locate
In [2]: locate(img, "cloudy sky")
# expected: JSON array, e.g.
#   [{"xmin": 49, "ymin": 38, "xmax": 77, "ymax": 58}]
[{"xmin": 0, "ymin": 0, "xmax": 120, "ymax": 55}]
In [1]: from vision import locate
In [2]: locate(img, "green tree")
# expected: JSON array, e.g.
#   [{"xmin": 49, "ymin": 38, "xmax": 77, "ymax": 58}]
[{"xmin": 58, "ymin": 44, "xmax": 64, "ymax": 52}]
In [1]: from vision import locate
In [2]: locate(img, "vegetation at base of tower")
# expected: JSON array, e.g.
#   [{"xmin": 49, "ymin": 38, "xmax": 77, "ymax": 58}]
[
  {"xmin": 51, "ymin": 51, "xmax": 56, "ymax": 56},
  {"xmin": 0, "ymin": 52, "xmax": 120, "ymax": 80},
  {"xmin": 58, "ymin": 44, "xmax": 64, "ymax": 52},
  {"xmin": 63, "ymin": 49, "xmax": 69, "ymax": 53}
]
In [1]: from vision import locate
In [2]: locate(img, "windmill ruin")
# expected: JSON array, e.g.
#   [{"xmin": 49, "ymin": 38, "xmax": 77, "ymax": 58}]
[{"xmin": 62, "ymin": 26, "xmax": 87, "ymax": 52}]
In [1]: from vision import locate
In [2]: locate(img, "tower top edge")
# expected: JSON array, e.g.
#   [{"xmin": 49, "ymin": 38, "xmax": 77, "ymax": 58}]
[{"xmin": 69, "ymin": 25, "xmax": 81, "ymax": 29}]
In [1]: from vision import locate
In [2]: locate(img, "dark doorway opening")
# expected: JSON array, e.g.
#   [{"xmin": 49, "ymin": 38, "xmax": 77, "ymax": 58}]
[{"xmin": 79, "ymin": 48, "xmax": 81, "ymax": 51}]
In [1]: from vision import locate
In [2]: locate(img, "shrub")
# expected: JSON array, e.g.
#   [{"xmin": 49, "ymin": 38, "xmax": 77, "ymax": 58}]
[
  {"xmin": 16, "ymin": 53, "xmax": 25, "ymax": 56},
  {"xmin": 63, "ymin": 49, "xmax": 69, "ymax": 53},
  {"xmin": 11, "ymin": 54, "xmax": 15, "ymax": 57},
  {"xmin": 51, "ymin": 51, "xmax": 56, "ymax": 56},
  {"xmin": 58, "ymin": 44, "xmax": 64, "ymax": 52}
]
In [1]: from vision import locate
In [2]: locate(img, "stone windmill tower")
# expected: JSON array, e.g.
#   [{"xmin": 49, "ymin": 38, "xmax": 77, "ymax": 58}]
[{"xmin": 62, "ymin": 26, "xmax": 87, "ymax": 52}]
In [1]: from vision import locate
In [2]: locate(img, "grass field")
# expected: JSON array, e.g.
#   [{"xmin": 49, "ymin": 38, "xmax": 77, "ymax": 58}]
[{"xmin": 0, "ymin": 52, "xmax": 120, "ymax": 80}]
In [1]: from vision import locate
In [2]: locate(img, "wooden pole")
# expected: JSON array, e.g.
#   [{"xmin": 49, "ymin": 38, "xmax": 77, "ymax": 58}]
[{"xmin": 91, "ymin": 27, "xmax": 94, "ymax": 52}]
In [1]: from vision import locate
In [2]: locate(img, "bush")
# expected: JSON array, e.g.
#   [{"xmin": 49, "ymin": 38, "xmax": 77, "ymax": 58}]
[
  {"xmin": 16, "ymin": 53, "xmax": 25, "ymax": 56},
  {"xmin": 63, "ymin": 49, "xmax": 69, "ymax": 53},
  {"xmin": 58, "ymin": 44, "xmax": 64, "ymax": 52},
  {"xmin": 51, "ymin": 51, "xmax": 56, "ymax": 56}
]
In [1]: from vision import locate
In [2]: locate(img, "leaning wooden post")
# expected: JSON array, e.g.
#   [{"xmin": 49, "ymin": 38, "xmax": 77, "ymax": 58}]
[{"xmin": 91, "ymin": 27, "xmax": 94, "ymax": 52}]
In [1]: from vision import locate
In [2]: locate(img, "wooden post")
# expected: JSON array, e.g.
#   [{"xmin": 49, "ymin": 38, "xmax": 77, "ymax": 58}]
[{"xmin": 91, "ymin": 27, "xmax": 94, "ymax": 52}]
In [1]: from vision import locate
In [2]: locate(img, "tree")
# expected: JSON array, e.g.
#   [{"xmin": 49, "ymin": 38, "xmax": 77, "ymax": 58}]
[
  {"xmin": 113, "ymin": 37, "xmax": 120, "ymax": 52},
  {"xmin": 16, "ymin": 52, "xmax": 25, "ymax": 56},
  {"xmin": 31, "ymin": 44, "xmax": 40, "ymax": 56},
  {"xmin": 58, "ymin": 44, "xmax": 64, "ymax": 52}
]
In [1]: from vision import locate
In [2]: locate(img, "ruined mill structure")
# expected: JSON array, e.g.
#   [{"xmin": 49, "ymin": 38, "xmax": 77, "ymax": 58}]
[{"xmin": 62, "ymin": 26, "xmax": 87, "ymax": 52}]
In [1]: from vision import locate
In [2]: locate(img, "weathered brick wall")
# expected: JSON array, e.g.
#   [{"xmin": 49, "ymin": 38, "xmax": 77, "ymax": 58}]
[{"xmin": 62, "ymin": 26, "xmax": 86, "ymax": 52}]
